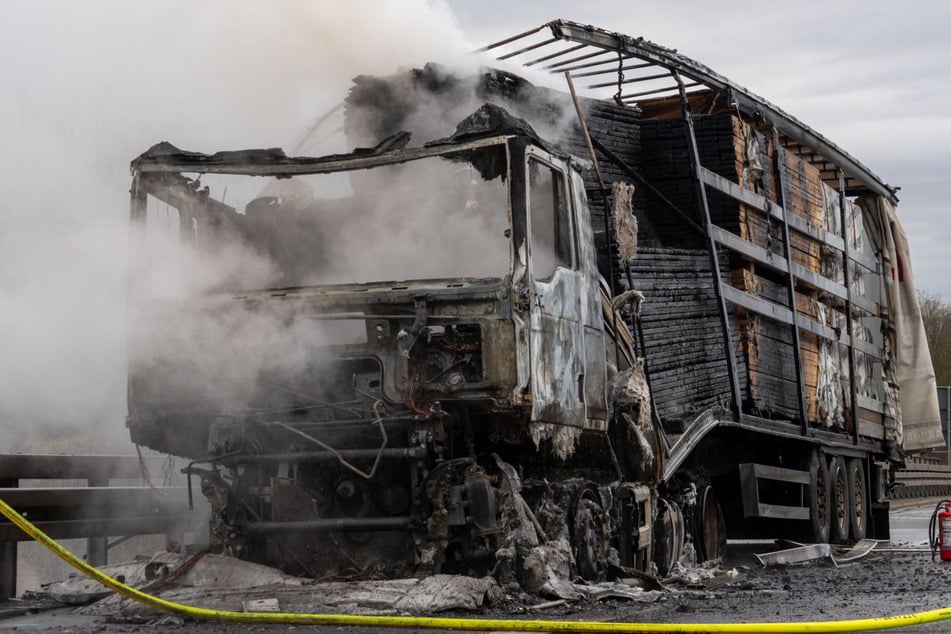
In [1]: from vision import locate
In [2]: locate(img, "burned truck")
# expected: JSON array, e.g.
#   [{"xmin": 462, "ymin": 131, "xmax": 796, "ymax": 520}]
[{"xmin": 127, "ymin": 21, "xmax": 942, "ymax": 584}]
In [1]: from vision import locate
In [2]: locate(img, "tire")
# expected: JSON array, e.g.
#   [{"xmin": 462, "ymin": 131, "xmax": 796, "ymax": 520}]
[
  {"xmin": 807, "ymin": 450, "xmax": 831, "ymax": 544},
  {"xmin": 570, "ymin": 485, "xmax": 608, "ymax": 581},
  {"xmin": 848, "ymin": 458, "xmax": 868, "ymax": 540},
  {"xmin": 695, "ymin": 486, "xmax": 727, "ymax": 562},
  {"xmin": 653, "ymin": 498, "xmax": 685, "ymax": 577},
  {"xmin": 829, "ymin": 456, "xmax": 850, "ymax": 543}
]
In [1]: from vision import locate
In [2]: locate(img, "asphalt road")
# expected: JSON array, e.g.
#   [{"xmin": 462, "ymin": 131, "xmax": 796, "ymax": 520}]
[{"xmin": 5, "ymin": 501, "xmax": 951, "ymax": 633}]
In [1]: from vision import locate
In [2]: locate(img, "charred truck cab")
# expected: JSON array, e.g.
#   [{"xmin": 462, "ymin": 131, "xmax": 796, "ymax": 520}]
[{"xmin": 128, "ymin": 115, "xmax": 655, "ymax": 584}]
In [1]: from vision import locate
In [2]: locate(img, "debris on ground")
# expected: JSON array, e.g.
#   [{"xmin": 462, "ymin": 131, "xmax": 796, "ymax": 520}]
[
  {"xmin": 31, "ymin": 545, "xmax": 763, "ymax": 620},
  {"xmin": 832, "ymin": 539, "xmax": 880, "ymax": 564},
  {"xmin": 755, "ymin": 543, "xmax": 834, "ymax": 567},
  {"xmin": 663, "ymin": 555, "xmax": 734, "ymax": 587},
  {"xmin": 43, "ymin": 558, "xmax": 158, "ymax": 604},
  {"xmin": 754, "ymin": 539, "xmax": 881, "ymax": 567},
  {"xmin": 63, "ymin": 553, "xmax": 503, "ymax": 617},
  {"xmin": 573, "ymin": 582, "xmax": 664, "ymax": 603}
]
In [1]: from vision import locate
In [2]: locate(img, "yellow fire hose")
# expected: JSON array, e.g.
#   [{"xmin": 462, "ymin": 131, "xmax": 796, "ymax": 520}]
[{"xmin": 2, "ymin": 498, "xmax": 949, "ymax": 633}]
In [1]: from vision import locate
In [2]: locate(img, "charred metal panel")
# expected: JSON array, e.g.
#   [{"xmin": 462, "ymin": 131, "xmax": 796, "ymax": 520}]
[
  {"xmin": 522, "ymin": 147, "xmax": 586, "ymax": 441},
  {"xmin": 571, "ymin": 170, "xmax": 608, "ymax": 424}
]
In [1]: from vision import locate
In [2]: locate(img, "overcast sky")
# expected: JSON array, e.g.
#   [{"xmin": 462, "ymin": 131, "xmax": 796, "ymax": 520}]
[
  {"xmin": 448, "ymin": 1, "xmax": 951, "ymax": 295},
  {"xmin": 0, "ymin": 1, "xmax": 948, "ymax": 447}
]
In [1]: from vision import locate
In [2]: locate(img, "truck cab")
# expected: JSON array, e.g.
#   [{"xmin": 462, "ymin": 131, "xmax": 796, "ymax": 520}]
[{"xmin": 127, "ymin": 115, "xmax": 649, "ymax": 582}]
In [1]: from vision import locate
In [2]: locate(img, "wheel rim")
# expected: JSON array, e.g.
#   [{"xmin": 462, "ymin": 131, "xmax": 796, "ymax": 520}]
[
  {"xmin": 654, "ymin": 498, "xmax": 684, "ymax": 576},
  {"xmin": 853, "ymin": 472, "xmax": 864, "ymax": 526},
  {"xmin": 850, "ymin": 460, "xmax": 866, "ymax": 537},
  {"xmin": 833, "ymin": 460, "xmax": 849, "ymax": 539},
  {"xmin": 816, "ymin": 461, "xmax": 829, "ymax": 530},
  {"xmin": 571, "ymin": 487, "xmax": 607, "ymax": 580},
  {"xmin": 809, "ymin": 451, "xmax": 831, "ymax": 543}
]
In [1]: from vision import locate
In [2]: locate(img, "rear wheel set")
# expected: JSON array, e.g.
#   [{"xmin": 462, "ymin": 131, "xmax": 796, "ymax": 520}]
[{"xmin": 817, "ymin": 452, "xmax": 866, "ymax": 544}]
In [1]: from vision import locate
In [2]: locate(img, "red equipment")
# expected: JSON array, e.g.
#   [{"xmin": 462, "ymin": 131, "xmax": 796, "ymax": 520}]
[
  {"xmin": 929, "ymin": 500, "xmax": 951, "ymax": 561},
  {"xmin": 940, "ymin": 503, "xmax": 951, "ymax": 561}
]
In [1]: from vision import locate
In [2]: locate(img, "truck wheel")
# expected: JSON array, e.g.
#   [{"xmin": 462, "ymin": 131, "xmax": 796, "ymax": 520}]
[
  {"xmin": 829, "ymin": 456, "xmax": 850, "ymax": 543},
  {"xmin": 653, "ymin": 498, "xmax": 684, "ymax": 577},
  {"xmin": 696, "ymin": 486, "xmax": 726, "ymax": 562},
  {"xmin": 807, "ymin": 450, "xmax": 831, "ymax": 544},
  {"xmin": 570, "ymin": 486, "xmax": 608, "ymax": 581},
  {"xmin": 848, "ymin": 458, "xmax": 867, "ymax": 540}
]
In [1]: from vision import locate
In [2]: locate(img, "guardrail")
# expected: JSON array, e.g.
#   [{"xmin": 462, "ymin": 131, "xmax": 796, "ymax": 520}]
[
  {"xmin": 0, "ymin": 453, "xmax": 203, "ymax": 600},
  {"xmin": 892, "ymin": 463, "xmax": 951, "ymax": 500}
]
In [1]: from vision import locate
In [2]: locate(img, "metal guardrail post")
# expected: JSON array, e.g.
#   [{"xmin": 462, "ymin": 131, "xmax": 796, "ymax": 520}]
[
  {"xmin": 85, "ymin": 475, "xmax": 108, "ymax": 566},
  {"xmin": 0, "ymin": 477, "xmax": 16, "ymax": 599}
]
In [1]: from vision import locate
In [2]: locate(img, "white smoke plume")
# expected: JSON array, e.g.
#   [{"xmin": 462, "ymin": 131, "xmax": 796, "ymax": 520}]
[
  {"xmin": 0, "ymin": 1, "xmax": 481, "ymax": 451},
  {"xmin": 128, "ymin": 153, "xmax": 510, "ymax": 437}
]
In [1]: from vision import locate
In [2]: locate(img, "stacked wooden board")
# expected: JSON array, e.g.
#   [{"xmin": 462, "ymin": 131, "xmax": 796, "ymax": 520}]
[
  {"xmin": 626, "ymin": 247, "xmax": 746, "ymax": 429},
  {"xmin": 637, "ymin": 113, "xmax": 853, "ymax": 426}
]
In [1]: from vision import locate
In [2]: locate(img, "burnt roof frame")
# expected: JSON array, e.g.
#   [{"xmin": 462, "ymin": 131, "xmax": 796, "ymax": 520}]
[
  {"xmin": 131, "ymin": 135, "xmax": 515, "ymax": 178},
  {"xmin": 482, "ymin": 19, "xmax": 898, "ymax": 205}
]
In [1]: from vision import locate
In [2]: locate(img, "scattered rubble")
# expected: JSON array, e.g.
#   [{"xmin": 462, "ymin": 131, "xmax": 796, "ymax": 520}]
[{"xmin": 32, "ymin": 548, "xmax": 756, "ymax": 620}]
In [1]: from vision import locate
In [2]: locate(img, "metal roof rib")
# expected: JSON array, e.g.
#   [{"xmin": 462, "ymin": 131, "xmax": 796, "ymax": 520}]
[{"xmin": 480, "ymin": 19, "xmax": 898, "ymax": 204}]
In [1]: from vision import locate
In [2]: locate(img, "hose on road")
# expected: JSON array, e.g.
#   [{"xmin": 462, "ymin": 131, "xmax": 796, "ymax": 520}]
[{"xmin": 2, "ymin": 497, "xmax": 950, "ymax": 632}]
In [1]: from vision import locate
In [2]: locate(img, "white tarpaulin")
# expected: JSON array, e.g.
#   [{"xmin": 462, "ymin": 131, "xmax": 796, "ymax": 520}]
[{"xmin": 858, "ymin": 195, "xmax": 942, "ymax": 451}]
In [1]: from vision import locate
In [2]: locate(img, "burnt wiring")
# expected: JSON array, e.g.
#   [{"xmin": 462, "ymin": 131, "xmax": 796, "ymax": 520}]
[
  {"xmin": 162, "ymin": 453, "xmax": 176, "ymax": 487},
  {"xmin": 259, "ymin": 381, "xmax": 364, "ymax": 418},
  {"xmin": 405, "ymin": 364, "xmax": 437, "ymax": 416},
  {"xmin": 136, "ymin": 444, "xmax": 156, "ymax": 489},
  {"xmin": 264, "ymin": 400, "xmax": 389, "ymax": 481}
]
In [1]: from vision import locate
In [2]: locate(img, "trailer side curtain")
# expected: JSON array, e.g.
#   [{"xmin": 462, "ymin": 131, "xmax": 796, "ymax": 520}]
[{"xmin": 859, "ymin": 195, "xmax": 943, "ymax": 451}]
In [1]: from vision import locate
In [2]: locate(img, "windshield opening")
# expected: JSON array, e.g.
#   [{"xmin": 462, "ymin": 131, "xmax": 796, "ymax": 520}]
[{"xmin": 138, "ymin": 146, "xmax": 511, "ymax": 298}]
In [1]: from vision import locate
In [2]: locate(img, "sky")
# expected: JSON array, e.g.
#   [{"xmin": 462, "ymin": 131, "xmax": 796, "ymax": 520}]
[
  {"xmin": 0, "ymin": 0, "xmax": 948, "ymax": 449},
  {"xmin": 448, "ymin": 1, "xmax": 951, "ymax": 293}
]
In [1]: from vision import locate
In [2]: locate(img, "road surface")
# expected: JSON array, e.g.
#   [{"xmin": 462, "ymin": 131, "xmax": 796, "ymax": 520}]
[{"xmin": 4, "ymin": 500, "xmax": 951, "ymax": 633}]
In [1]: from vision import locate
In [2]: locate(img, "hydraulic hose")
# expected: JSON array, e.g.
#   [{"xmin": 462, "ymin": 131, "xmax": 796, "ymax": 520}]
[{"xmin": 2, "ymin": 497, "xmax": 951, "ymax": 633}]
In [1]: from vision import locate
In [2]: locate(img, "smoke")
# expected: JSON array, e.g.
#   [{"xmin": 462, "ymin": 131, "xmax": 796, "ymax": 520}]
[
  {"xmin": 128, "ymin": 147, "xmax": 511, "ymax": 438},
  {"xmin": 0, "ymin": 1, "xmax": 480, "ymax": 451}
]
